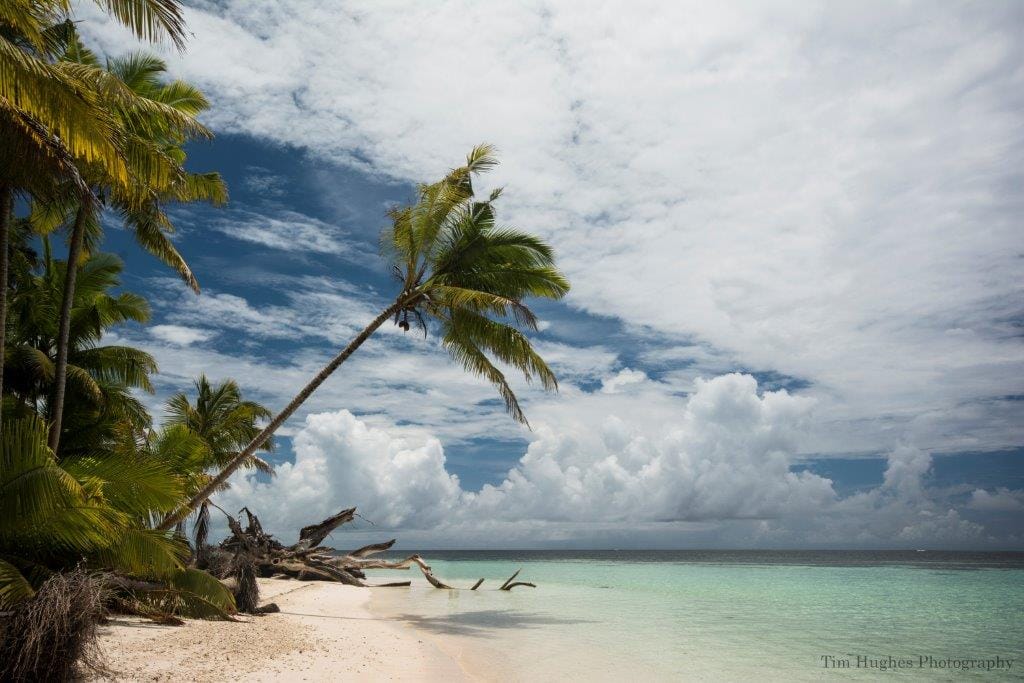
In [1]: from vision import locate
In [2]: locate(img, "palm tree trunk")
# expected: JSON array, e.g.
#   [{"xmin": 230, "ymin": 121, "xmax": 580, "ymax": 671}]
[
  {"xmin": 0, "ymin": 184, "xmax": 12, "ymax": 427},
  {"xmin": 156, "ymin": 299, "xmax": 405, "ymax": 531},
  {"xmin": 47, "ymin": 205, "xmax": 88, "ymax": 453}
]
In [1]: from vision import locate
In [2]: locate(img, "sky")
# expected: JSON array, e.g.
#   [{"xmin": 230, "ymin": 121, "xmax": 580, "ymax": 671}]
[{"xmin": 76, "ymin": 1, "xmax": 1023, "ymax": 549}]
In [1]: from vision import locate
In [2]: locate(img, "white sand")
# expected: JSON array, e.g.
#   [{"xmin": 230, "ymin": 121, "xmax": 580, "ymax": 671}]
[{"xmin": 96, "ymin": 579, "xmax": 471, "ymax": 681}]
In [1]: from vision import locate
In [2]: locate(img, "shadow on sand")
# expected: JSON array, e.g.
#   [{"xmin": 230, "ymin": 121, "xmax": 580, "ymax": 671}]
[{"xmin": 389, "ymin": 609, "xmax": 593, "ymax": 637}]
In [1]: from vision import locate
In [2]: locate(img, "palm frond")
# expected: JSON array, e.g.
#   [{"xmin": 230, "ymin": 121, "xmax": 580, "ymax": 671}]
[
  {"xmin": 164, "ymin": 567, "xmax": 236, "ymax": 617},
  {"xmin": 446, "ymin": 309, "xmax": 558, "ymax": 391},
  {"xmin": 441, "ymin": 331, "xmax": 527, "ymax": 425},
  {"xmin": 73, "ymin": 346, "xmax": 157, "ymax": 393},
  {"xmin": 0, "ymin": 416, "xmax": 81, "ymax": 524},
  {"xmin": 0, "ymin": 557, "xmax": 36, "ymax": 608},
  {"xmin": 122, "ymin": 202, "xmax": 199, "ymax": 292},
  {"xmin": 93, "ymin": 527, "xmax": 186, "ymax": 578},
  {"xmin": 62, "ymin": 451, "xmax": 183, "ymax": 517},
  {"xmin": 91, "ymin": 0, "xmax": 187, "ymax": 49},
  {"xmin": 0, "ymin": 42, "xmax": 129, "ymax": 185}
]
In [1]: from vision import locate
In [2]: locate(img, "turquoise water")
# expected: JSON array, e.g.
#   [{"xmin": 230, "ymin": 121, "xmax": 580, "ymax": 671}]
[{"xmin": 366, "ymin": 551, "xmax": 1024, "ymax": 681}]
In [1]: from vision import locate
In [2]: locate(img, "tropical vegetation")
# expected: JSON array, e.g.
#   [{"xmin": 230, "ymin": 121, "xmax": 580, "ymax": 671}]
[
  {"xmin": 0, "ymin": 0, "xmax": 238, "ymax": 660},
  {"xmin": 0, "ymin": 248, "xmax": 237, "ymax": 609},
  {"xmin": 1, "ymin": 0, "xmax": 569, "ymax": 678},
  {"xmin": 164, "ymin": 375, "xmax": 275, "ymax": 549}
]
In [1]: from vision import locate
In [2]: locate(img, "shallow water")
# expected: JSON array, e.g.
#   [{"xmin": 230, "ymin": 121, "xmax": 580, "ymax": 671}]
[{"xmin": 365, "ymin": 551, "xmax": 1024, "ymax": 681}]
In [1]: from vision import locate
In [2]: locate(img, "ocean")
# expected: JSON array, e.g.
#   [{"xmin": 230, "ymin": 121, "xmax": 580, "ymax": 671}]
[{"xmin": 366, "ymin": 550, "xmax": 1024, "ymax": 681}]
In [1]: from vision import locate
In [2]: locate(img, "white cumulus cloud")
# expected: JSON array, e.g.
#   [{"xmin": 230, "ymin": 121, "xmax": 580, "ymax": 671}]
[
  {"xmin": 968, "ymin": 488, "xmax": 1024, "ymax": 513},
  {"xmin": 212, "ymin": 373, "xmax": 1003, "ymax": 547}
]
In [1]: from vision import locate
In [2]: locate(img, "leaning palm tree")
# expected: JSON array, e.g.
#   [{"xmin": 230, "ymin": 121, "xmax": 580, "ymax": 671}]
[
  {"xmin": 157, "ymin": 145, "xmax": 570, "ymax": 530},
  {"xmin": 164, "ymin": 376, "xmax": 275, "ymax": 548}
]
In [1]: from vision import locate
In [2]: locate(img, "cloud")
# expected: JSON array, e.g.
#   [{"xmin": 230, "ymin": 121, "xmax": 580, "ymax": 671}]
[
  {"xmin": 77, "ymin": 3, "xmax": 1023, "ymax": 547},
  {"xmin": 600, "ymin": 368, "xmax": 648, "ymax": 394},
  {"xmin": 148, "ymin": 324, "xmax": 215, "ymax": 346},
  {"xmin": 968, "ymin": 488, "xmax": 1024, "ymax": 512},
  {"xmin": 241, "ymin": 166, "xmax": 288, "ymax": 196},
  {"xmin": 217, "ymin": 374, "xmax": 825, "ymax": 533},
  {"xmin": 210, "ymin": 208, "xmax": 372, "ymax": 257},
  {"xmin": 222, "ymin": 410, "xmax": 463, "ymax": 529},
  {"xmin": 148, "ymin": 276, "xmax": 384, "ymax": 345},
  {"xmin": 212, "ymin": 373, "xmax": 1004, "ymax": 547},
  {"xmin": 471, "ymin": 374, "xmax": 829, "ymax": 523},
  {"xmin": 78, "ymin": 0, "xmax": 1024, "ymax": 459},
  {"xmin": 758, "ymin": 447, "xmax": 986, "ymax": 547},
  {"xmin": 881, "ymin": 447, "xmax": 933, "ymax": 499},
  {"xmin": 115, "ymin": 275, "xmax": 565, "ymax": 445}
]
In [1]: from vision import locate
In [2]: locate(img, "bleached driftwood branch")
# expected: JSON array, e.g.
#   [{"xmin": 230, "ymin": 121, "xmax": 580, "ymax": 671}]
[{"xmin": 205, "ymin": 506, "xmax": 534, "ymax": 592}]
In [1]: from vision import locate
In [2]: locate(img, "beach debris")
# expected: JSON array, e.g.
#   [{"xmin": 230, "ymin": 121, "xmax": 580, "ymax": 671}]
[
  {"xmin": 231, "ymin": 552, "xmax": 260, "ymax": 614},
  {"xmin": 200, "ymin": 506, "xmax": 535, "ymax": 592},
  {"xmin": 499, "ymin": 569, "xmax": 520, "ymax": 589},
  {"xmin": 0, "ymin": 569, "xmax": 109, "ymax": 682},
  {"xmin": 502, "ymin": 581, "xmax": 537, "ymax": 590},
  {"xmin": 499, "ymin": 569, "xmax": 536, "ymax": 591}
]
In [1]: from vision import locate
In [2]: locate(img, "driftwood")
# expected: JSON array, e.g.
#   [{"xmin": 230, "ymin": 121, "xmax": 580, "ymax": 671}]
[
  {"xmin": 204, "ymin": 506, "xmax": 534, "ymax": 593},
  {"xmin": 500, "ymin": 569, "xmax": 536, "ymax": 591},
  {"xmin": 499, "ymin": 569, "xmax": 520, "ymax": 589}
]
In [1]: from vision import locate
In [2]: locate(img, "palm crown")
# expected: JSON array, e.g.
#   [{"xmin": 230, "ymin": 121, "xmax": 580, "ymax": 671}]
[
  {"xmin": 164, "ymin": 375, "xmax": 275, "ymax": 548},
  {"xmin": 384, "ymin": 144, "xmax": 569, "ymax": 423},
  {"xmin": 165, "ymin": 375, "xmax": 275, "ymax": 474}
]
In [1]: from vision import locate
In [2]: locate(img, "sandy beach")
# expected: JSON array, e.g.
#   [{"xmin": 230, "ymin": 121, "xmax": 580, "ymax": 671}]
[{"xmin": 95, "ymin": 579, "xmax": 470, "ymax": 682}]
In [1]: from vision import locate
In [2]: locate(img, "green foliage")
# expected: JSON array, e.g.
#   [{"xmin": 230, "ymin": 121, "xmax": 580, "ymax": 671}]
[
  {"xmin": 166, "ymin": 375, "xmax": 275, "ymax": 474},
  {"xmin": 0, "ymin": 416, "xmax": 174, "ymax": 605},
  {"xmin": 0, "ymin": 413, "xmax": 236, "ymax": 616},
  {"xmin": 383, "ymin": 145, "xmax": 570, "ymax": 424},
  {"xmin": 163, "ymin": 567, "xmax": 236, "ymax": 618},
  {"xmin": 3, "ymin": 251, "xmax": 156, "ymax": 452},
  {"xmin": 164, "ymin": 375, "xmax": 275, "ymax": 547},
  {"xmin": 0, "ymin": 250, "xmax": 237, "ymax": 617},
  {"xmin": 1, "ymin": 1, "xmax": 192, "ymax": 201},
  {"xmin": 0, "ymin": 0, "xmax": 242, "ymax": 625}
]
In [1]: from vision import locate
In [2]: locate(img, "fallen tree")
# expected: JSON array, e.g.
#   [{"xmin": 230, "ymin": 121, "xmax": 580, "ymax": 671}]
[{"xmin": 200, "ymin": 506, "xmax": 535, "ymax": 606}]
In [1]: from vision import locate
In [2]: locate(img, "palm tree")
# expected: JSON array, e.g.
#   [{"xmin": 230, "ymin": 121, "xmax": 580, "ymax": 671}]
[
  {"xmin": 0, "ymin": 2, "xmax": 188, "ymax": 172},
  {"xmin": 0, "ymin": 414, "xmax": 235, "ymax": 617},
  {"xmin": 3, "ymin": 250, "xmax": 156, "ymax": 454},
  {"xmin": 157, "ymin": 145, "xmax": 570, "ymax": 530},
  {"xmin": 0, "ymin": 0, "xmax": 193, "ymax": 423},
  {"xmin": 40, "ymin": 38, "xmax": 225, "ymax": 453},
  {"xmin": 164, "ymin": 376, "xmax": 275, "ymax": 548},
  {"xmin": 0, "ymin": 0, "xmax": 238, "ymax": 636},
  {"xmin": 0, "ymin": 249, "xmax": 234, "ymax": 617}
]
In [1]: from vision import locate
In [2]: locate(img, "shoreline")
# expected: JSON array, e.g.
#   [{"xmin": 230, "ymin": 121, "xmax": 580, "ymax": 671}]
[{"xmin": 95, "ymin": 578, "xmax": 470, "ymax": 681}]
